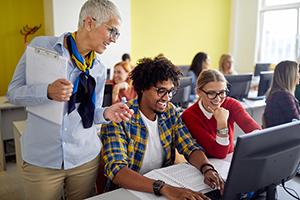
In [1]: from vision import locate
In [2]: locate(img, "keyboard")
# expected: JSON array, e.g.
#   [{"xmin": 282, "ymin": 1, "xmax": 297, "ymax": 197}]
[
  {"xmin": 204, "ymin": 189, "xmax": 222, "ymax": 200},
  {"xmin": 246, "ymin": 96, "xmax": 265, "ymax": 101}
]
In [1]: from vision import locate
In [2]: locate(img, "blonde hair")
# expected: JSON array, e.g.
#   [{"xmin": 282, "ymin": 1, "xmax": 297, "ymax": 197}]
[
  {"xmin": 269, "ymin": 60, "xmax": 299, "ymax": 95},
  {"xmin": 219, "ymin": 54, "xmax": 232, "ymax": 74},
  {"xmin": 196, "ymin": 69, "xmax": 227, "ymax": 91},
  {"xmin": 78, "ymin": 0, "xmax": 121, "ymax": 28}
]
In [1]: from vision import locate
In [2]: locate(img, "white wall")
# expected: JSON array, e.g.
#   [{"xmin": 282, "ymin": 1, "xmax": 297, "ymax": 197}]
[
  {"xmin": 230, "ymin": 0, "xmax": 260, "ymax": 73},
  {"xmin": 43, "ymin": 0, "xmax": 131, "ymax": 78}
]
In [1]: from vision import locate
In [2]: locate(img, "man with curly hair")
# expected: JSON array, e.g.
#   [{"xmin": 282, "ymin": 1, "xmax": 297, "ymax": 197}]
[{"xmin": 101, "ymin": 56, "xmax": 224, "ymax": 200}]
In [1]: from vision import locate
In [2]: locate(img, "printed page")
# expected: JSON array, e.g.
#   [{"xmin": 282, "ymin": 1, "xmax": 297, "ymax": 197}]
[
  {"xmin": 127, "ymin": 158, "xmax": 231, "ymax": 199},
  {"xmin": 209, "ymin": 158, "xmax": 231, "ymax": 180},
  {"xmin": 157, "ymin": 163, "xmax": 208, "ymax": 192},
  {"xmin": 26, "ymin": 46, "xmax": 67, "ymax": 125}
]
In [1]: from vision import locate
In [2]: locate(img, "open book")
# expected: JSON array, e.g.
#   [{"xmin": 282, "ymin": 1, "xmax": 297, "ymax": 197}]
[{"xmin": 128, "ymin": 159, "xmax": 231, "ymax": 200}]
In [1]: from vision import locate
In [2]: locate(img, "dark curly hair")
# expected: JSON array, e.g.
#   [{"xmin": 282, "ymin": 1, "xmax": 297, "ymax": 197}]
[{"xmin": 130, "ymin": 56, "xmax": 182, "ymax": 101}]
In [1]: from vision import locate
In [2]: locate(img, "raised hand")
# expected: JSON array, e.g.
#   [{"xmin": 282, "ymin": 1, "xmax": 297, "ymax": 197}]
[{"xmin": 103, "ymin": 102, "xmax": 134, "ymax": 122}]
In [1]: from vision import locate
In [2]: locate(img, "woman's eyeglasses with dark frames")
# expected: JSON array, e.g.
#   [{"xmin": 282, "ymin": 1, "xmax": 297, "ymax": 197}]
[{"xmin": 200, "ymin": 89, "xmax": 229, "ymax": 100}]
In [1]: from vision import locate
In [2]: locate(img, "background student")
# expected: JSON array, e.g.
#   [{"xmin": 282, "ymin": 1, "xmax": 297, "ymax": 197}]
[
  {"xmin": 6, "ymin": 0, "xmax": 133, "ymax": 199},
  {"xmin": 109, "ymin": 61, "xmax": 136, "ymax": 103},
  {"xmin": 182, "ymin": 69, "xmax": 261, "ymax": 159},
  {"xmin": 101, "ymin": 56, "xmax": 224, "ymax": 199},
  {"xmin": 187, "ymin": 52, "xmax": 210, "ymax": 101},
  {"xmin": 263, "ymin": 60, "xmax": 300, "ymax": 128},
  {"xmin": 218, "ymin": 54, "xmax": 237, "ymax": 75}
]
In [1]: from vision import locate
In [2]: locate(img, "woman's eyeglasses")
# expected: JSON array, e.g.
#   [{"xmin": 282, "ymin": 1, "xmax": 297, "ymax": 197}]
[
  {"xmin": 200, "ymin": 89, "xmax": 229, "ymax": 100},
  {"xmin": 91, "ymin": 17, "xmax": 120, "ymax": 41}
]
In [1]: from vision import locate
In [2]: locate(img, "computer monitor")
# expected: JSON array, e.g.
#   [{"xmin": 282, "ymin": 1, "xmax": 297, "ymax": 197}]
[
  {"xmin": 257, "ymin": 71, "xmax": 273, "ymax": 97},
  {"xmin": 102, "ymin": 83, "xmax": 113, "ymax": 107},
  {"xmin": 177, "ymin": 65, "xmax": 190, "ymax": 77},
  {"xmin": 223, "ymin": 121, "xmax": 300, "ymax": 200},
  {"xmin": 171, "ymin": 76, "xmax": 192, "ymax": 108},
  {"xmin": 106, "ymin": 68, "xmax": 111, "ymax": 80},
  {"xmin": 254, "ymin": 63, "xmax": 271, "ymax": 76},
  {"xmin": 225, "ymin": 74, "xmax": 252, "ymax": 101}
]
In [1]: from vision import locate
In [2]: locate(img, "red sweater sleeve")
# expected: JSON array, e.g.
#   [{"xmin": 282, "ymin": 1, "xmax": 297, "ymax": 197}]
[
  {"xmin": 226, "ymin": 98, "xmax": 261, "ymax": 133},
  {"xmin": 182, "ymin": 102, "xmax": 232, "ymax": 159}
]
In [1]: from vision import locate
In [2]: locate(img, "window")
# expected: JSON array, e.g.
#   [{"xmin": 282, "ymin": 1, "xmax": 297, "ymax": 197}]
[{"xmin": 258, "ymin": 0, "xmax": 300, "ymax": 63}]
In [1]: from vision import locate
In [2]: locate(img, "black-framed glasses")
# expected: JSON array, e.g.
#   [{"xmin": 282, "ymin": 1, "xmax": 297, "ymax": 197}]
[
  {"xmin": 201, "ymin": 89, "xmax": 229, "ymax": 100},
  {"xmin": 153, "ymin": 87, "xmax": 177, "ymax": 98},
  {"xmin": 91, "ymin": 18, "xmax": 120, "ymax": 41}
]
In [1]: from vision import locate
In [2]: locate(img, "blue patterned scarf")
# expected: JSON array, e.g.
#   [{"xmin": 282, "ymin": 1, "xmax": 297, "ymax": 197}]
[{"xmin": 66, "ymin": 32, "xmax": 96, "ymax": 128}]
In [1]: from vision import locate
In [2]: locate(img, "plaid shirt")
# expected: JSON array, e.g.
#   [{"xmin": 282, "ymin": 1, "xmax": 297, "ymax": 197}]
[{"xmin": 100, "ymin": 98, "xmax": 202, "ymax": 180}]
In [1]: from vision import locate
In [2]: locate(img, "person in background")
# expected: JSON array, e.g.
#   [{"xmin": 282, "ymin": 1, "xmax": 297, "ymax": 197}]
[
  {"xmin": 121, "ymin": 53, "xmax": 131, "ymax": 63},
  {"xmin": 101, "ymin": 56, "xmax": 224, "ymax": 199},
  {"xmin": 182, "ymin": 69, "xmax": 261, "ymax": 159},
  {"xmin": 263, "ymin": 61, "xmax": 300, "ymax": 128},
  {"xmin": 187, "ymin": 52, "xmax": 211, "ymax": 101},
  {"xmin": 6, "ymin": 0, "xmax": 133, "ymax": 199},
  {"xmin": 110, "ymin": 61, "xmax": 136, "ymax": 103},
  {"xmin": 218, "ymin": 54, "xmax": 237, "ymax": 75}
]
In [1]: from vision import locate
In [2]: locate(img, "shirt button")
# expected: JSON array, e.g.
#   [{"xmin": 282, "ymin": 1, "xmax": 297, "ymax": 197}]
[{"xmin": 64, "ymin": 128, "xmax": 67, "ymax": 131}]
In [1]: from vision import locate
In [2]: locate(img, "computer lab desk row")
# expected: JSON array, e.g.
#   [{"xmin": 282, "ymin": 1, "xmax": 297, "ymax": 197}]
[{"xmin": 0, "ymin": 96, "xmax": 27, "ymax": 171}]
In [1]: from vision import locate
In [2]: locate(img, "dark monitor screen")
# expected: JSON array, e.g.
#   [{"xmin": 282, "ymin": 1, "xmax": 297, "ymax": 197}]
[
  {"xmin": 257, "ymin": 71, "xmax": 273, "ymax": 97},
  {"xmin": 223, "ymin": 121, "xmax": 300, "ymax": 200},
  {"xmin": 102, "ymin": 83, "xmax": 113, "ymax": 107},
  {"xmin": 106, "ymin": 68, "xmax": 111, "ymax": 80},
  {"xmin": 254, "ymin": 63, "xmax": 271, "ymax": 76},
  {"xmin": 171, "ymin": 76, "xmax": 192, "ymax": 108},
  {"xmin": 225, "ymin": 74, "xmax": 252, "ymax": 101},
  {"xmin": 178, "ymin": 65, "xmax": 190, "ymax": 77}
]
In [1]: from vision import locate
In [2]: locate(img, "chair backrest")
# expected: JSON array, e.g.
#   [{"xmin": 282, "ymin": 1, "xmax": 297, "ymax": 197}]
[{"xmin": 171, "ymin": 76, "xmax": 192, "ymax": 108}]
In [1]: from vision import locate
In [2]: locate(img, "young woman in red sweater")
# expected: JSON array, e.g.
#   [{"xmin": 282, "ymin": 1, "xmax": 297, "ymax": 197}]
[{"xmin": 182, "ymin": 69, "xmax": 261, "ymax": 159}]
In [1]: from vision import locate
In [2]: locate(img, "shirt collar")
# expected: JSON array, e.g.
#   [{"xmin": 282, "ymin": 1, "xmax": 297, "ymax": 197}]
[
  {"xmin": 198, "ymin": 100, "xmax": 213, "ymax": 119},
  {"xmin": 51, "ymin": 33, "xmax": 101, "ymax": 64}
]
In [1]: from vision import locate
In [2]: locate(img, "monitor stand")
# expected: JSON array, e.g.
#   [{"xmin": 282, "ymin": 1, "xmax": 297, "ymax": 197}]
[{"xmin": 266, "ymin": 184, "xmax": 277, "ymax": 200}]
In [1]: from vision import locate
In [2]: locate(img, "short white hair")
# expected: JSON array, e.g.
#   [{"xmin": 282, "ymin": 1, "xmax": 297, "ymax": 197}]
[{"xmin": 78, "ymin": 0, "xmax": 121, "ymax": 28}]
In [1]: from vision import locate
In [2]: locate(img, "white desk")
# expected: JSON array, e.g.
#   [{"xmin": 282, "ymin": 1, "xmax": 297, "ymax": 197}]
[
  {"xmin": 88, "ymin": 170, "xmax": 300, "ymax": 200},
  {"xmin": 0, "ymin": 96, "xmax": 27, "ymax": 171}
]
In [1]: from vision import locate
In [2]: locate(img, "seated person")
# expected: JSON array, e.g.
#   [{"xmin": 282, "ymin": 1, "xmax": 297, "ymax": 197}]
[
  {"xmin": 182, "ymin": 69, "xmax": 261, "ymax": 159},
  {"xmin": 263, "ymin": 61, "xmax": 300, "ymax": 128},
  {"xmin": 187, "ymin": 52, "xmax": 211, "ymax": 101},
  {"xmin": 218, "ymin": 54, "xmax": 237, "ymax": 75},
  {"xmin": 109, "ymin": 61, "xmax": 136, "ymax": 104},
  {"xmin": 100, "ymin": 56, "xmax": 224, "ymax": 199}
]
